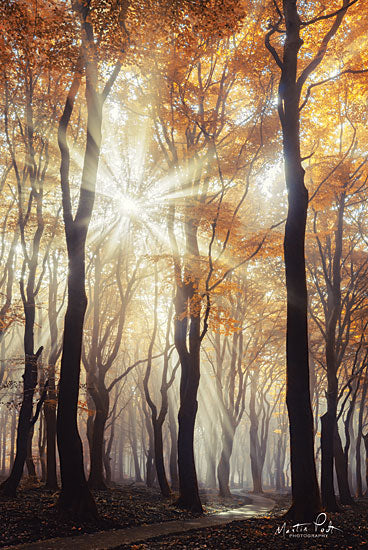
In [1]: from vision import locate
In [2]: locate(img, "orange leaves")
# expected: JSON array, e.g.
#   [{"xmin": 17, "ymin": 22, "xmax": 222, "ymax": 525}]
[
  {"xmin": 209, "ymin": 304, "xmax": 242, "ymax": 335},
  {"xmin": 77, "ymin": 400, "xmax": 94, "ymax": 416}
]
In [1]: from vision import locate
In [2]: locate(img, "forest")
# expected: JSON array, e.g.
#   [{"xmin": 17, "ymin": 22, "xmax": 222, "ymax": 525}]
[{"xmin": 0, "ymin": 0, "xmax": 367, "ymax": 548}]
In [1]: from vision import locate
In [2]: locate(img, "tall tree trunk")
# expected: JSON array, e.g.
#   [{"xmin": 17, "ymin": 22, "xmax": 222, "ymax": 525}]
[
  {"xmin": 321, "ymin": 413, "xmax": 338, "ymax": 510},
  {"xmin": 363, "ymin": 433, "xmax": 368, "ymax": 496},
  {"xmin": 57, "ymin": 250, "xmax": 97, "ymax": 518},
  {"xmin": 356, "ymin": 378, "xmax": 367, "ymax": 496},
  {"xmin": 45, "ymin": 254, "xmax": 61, "ymax": 490},
  {"xmin": 168, "ymin": 402, "xmax": 179, "ymax": 490},
  {"xmin": 129, "ymin": 404, "xmax": 143, "ymax": 483},
  {"xmin": 88, "ymin": 380, "xmax": 109, "ymax": 490},
  {"xmin": 56, "ymin": 0, "xmax": 120, "ymax": 519},
  {"xmin": 153, "ymin": 420, "xmax": 171, "ymax": 497},
  {"xmin": 26, "ymin": 425, "xmax": 37, "ymax": 480},
  {"xmin": 1, "ymin": 409, "xmax": 7, "ymax": 476},
  {"xmin": 0, "ymin": 348, "xmax": 43, "ymax": 496},
  {"xmin": 205, "ymin": 422, "xmax": 217, "ymax": 490},
  {"xmin": 334, "ymin": 430, "xmax": 353, "ymax": 504},
  {"xmin": 249, "ymin": 373, "xmax": 263, "ymax": 494},
  {"xmin": 175, "ymin": 307, "xmax": 202, "ymax": 513},
  {"xmin": 44, "ymin": 389, "xmax": 58, "ymax": 489},
  {"xmin": 217, "ymin": 420, "xmax": 235, "ymax": 497},
  {"xmin": 173, "ymin": 256, "xmax": 203, "ymax": 513},
  {"xmin": 38, "ymin": 412, "xmax": 47, "ymax": 483},
  {"xmin": 9, "ymin": 406, "xmax": 16, "ymax": 470},
  {"xmin": 266, "ymin": 0, "xmax": 323, "ymax": 520},
  {"xmin": 320, "ymin": 195, "xmax": 345, "ymax": 510}
]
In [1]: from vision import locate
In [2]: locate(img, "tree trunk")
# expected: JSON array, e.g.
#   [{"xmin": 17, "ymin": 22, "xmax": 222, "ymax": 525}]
[
  {"xmin": 45, "ymin": 257, "xmax": 60, "ymax": 491},
  {"xmin": 88, "ymin": 405, "xmax": 108, "ymax": 489},
  {"xmin": 88, "ymin": 381, "xmax": 109, "ymax": 490},
  {"xmin": 363, "ymin": 433, "xmax": 368, "ymax": 496},
  {"xmin": 26, "ymin": 425, "xmax": 37, "ymax": 480},
  {"xmin": 56, "ymin": 0, "xmax": 120, "ymax": 519},
  {"xmin": 273, "ymin": 0, "xmax": 321, "ymax": 521},
  {"xmin": 44, "ymin": 387, "xmax": 58, "ymax": 489},
  {"xmin": 0, "ymin": 348, "xmax": 43, "ymax": 496},
  {"xmin": 9, "ymin": 407, "xmax": 16, "ymax": 470},
  {"xmin": 1, "ymin": 409, "xmax": 7, "ymax": 476},
  {"xmin": 356, "ymin": 377, "xmax": 367, "ymax": 497},
  {"xmin": 103, "ymin": 441, "xmax": 112, "ymax": 486},
  {"xmin": 168, "ymin": 402, "xmax": 179, "ymax": 490},
  {"xmin": 249, "ymin": 373, "xmax": 263, "ymax": 494},
  {"xmin": 118, "ymin": 433, "xmax": 124, "ymax": 482},
  {"xmin": 217, "ymin": 421, "xmax": 235, "ymax": 497},
  {"xmin": 334, "ymin": 430, "xmax": 353, "ymax": 505},
  {"xmin": 175, "ymin": 285, "xmax": 202, "ymax": 513},
  {"xmin": 57, "ymin": 251, "xmax": 97, "ymax": 519},
  {"xmin": 129, "ymin": 404, "xmax": 143, "ymax": 483},
  {"xmin": 153, "ymin": 421, "xmax": 171, "ymax": 497},
  {"xmin": 38, "ymin": 413, "xmax": 47, "ymax": 482},
  {"xmin": 321, "ymin": 413, "xmax": 339, "ymax": 510}
]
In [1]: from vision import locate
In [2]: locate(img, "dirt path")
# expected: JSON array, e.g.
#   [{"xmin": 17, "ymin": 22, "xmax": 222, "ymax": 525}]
[{"xmin": 4, "ymin": 493, "xmax": 275, "ymax": 550}]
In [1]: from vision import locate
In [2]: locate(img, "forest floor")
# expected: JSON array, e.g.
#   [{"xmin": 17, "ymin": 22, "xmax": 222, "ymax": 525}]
[
  {"xmin": 0, "ymin": 480, "xmax": 252, "ymax": 548},
  {"xmin": 115, "ymin": 495, "xmax": 368, "ymax": 549},
  {"xmin": 0, "ymin": 481, "xmax": 367, "ymax": 549}
]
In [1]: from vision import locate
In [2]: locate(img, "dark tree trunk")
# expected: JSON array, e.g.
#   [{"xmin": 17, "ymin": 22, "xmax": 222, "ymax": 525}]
[
  {"xmin": 275, "ymin": 437, "xmax": 283, "ymax": 491},
  {"xmin": 334, "ymin": 430, "xmax": 353, "ymax": 505},
  {"xmin": 146, "ymin": 447, "xmax": 155, "ymax": 487},
  {"xmin": 249, "ymin": 374, "xmax": 263, "ymax": 494},
  {"xmin": 57, "ymin": 251, "xmax": 97, "ymax": 519},
  {"xmin": 142, "ymin": 284, "xmax": 172, "ymax": 498},
  {"xmin": 103, "ymin": 441, "xmax": 112, "ymax": 486},
  {"xmin": 117, "ymin": 433, "xmax": 124, "ymax": 482},
  {"xmin": 321, "ymin": 413, "xmax": 338, "ymax": 510},
  {"xmin": 174, "ymin": 276, "xmax": 202, "ymax": 513},
  {"xmin": 217, "ymin": 422, "xmax": 235, "ymax": 497},
  {"xmin": 88, "ymin": 406, "xmax": 108, "ymax": 489},
  {"xmin": 45, "ymin": 254, "xmax": 61, "ymax": 490},
  {"xmin": 56, "ymin": 0, "xmax": 120, "ymax": 519},
  {"xmin": 9, "ymin": 407, "xmax": 16, "ymax": 470},
  {"xmin": 38, "ymin": 413, "xmax": 47, "ymax": 483},
  {"xmin": 319, "ymin": 194, "xmax": 345, "ymax": 510},
  {"xmin": 1, "ymin": 409, "xmax": 7, "ymax": 476},
  {"xmin": 266, "ymin": 0, "xmax": 321, "ymax": 521},
  {"xmin": 0, "ymin": 348, "xmax": 43, "ymax": 496},
  {"xmin": 44, "ymin": 386, "xmax": 58, "ymax": 489},
  {"xmin": 168, "ymin": 402, "xmax": 179, "ymax": 490},
  {"xmin": 26, "ymin": 425, "xmax": 37, "ymax": 480},
  {"xmin": 363, "ymin": 433, "xmax": 368, "ymax": 496},
  {"xmin": 129, "ymin": 404, "xmax": 143, "ymax": 484},
  {"xmin": 88, "ymin": 381, "xmax": 109, "ymax": 490},
  {"xmin": 283, "ymin": 118, "xmax": 321, "ymax": 520},
  {"xmin": 153, "ymin": 421, "xmax": 171, "ymax": 497},
  {"xmin": 356, "ymin": 376, "xmax": 367, "ymax": 496}
]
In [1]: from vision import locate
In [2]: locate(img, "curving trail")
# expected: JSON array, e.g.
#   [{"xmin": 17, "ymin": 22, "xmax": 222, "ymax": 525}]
[{"xmin": 5, "ymin": 493, "xmax": 275, "ymax": 550}]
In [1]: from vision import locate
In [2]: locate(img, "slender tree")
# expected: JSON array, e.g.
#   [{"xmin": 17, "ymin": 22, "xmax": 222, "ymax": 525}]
[
  {"xmin": 265, "ymin": 0, "xmax": 358, "ymax": 520},
  {"xmin": 56, "ymin": 0, "xmax": 123, "ymax": 518}
]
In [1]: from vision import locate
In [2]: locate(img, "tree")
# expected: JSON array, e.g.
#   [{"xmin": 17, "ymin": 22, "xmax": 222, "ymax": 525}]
[
  {"xmin": 265, "ymin": 0, "xmax": 360, "ymax": 520},
  {"xmin": 56, "ymin": 0, "xmax": 123, "ymax": 519}
]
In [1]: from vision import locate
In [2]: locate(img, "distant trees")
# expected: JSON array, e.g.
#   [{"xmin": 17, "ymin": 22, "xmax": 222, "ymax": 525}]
[
  {"xmin": 0, "ymin": 0, "xmax": 66, "ymax": 495},
  {"xmin": 0, "ymin": 0, "xmax": 367, "ymax": 524}
]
